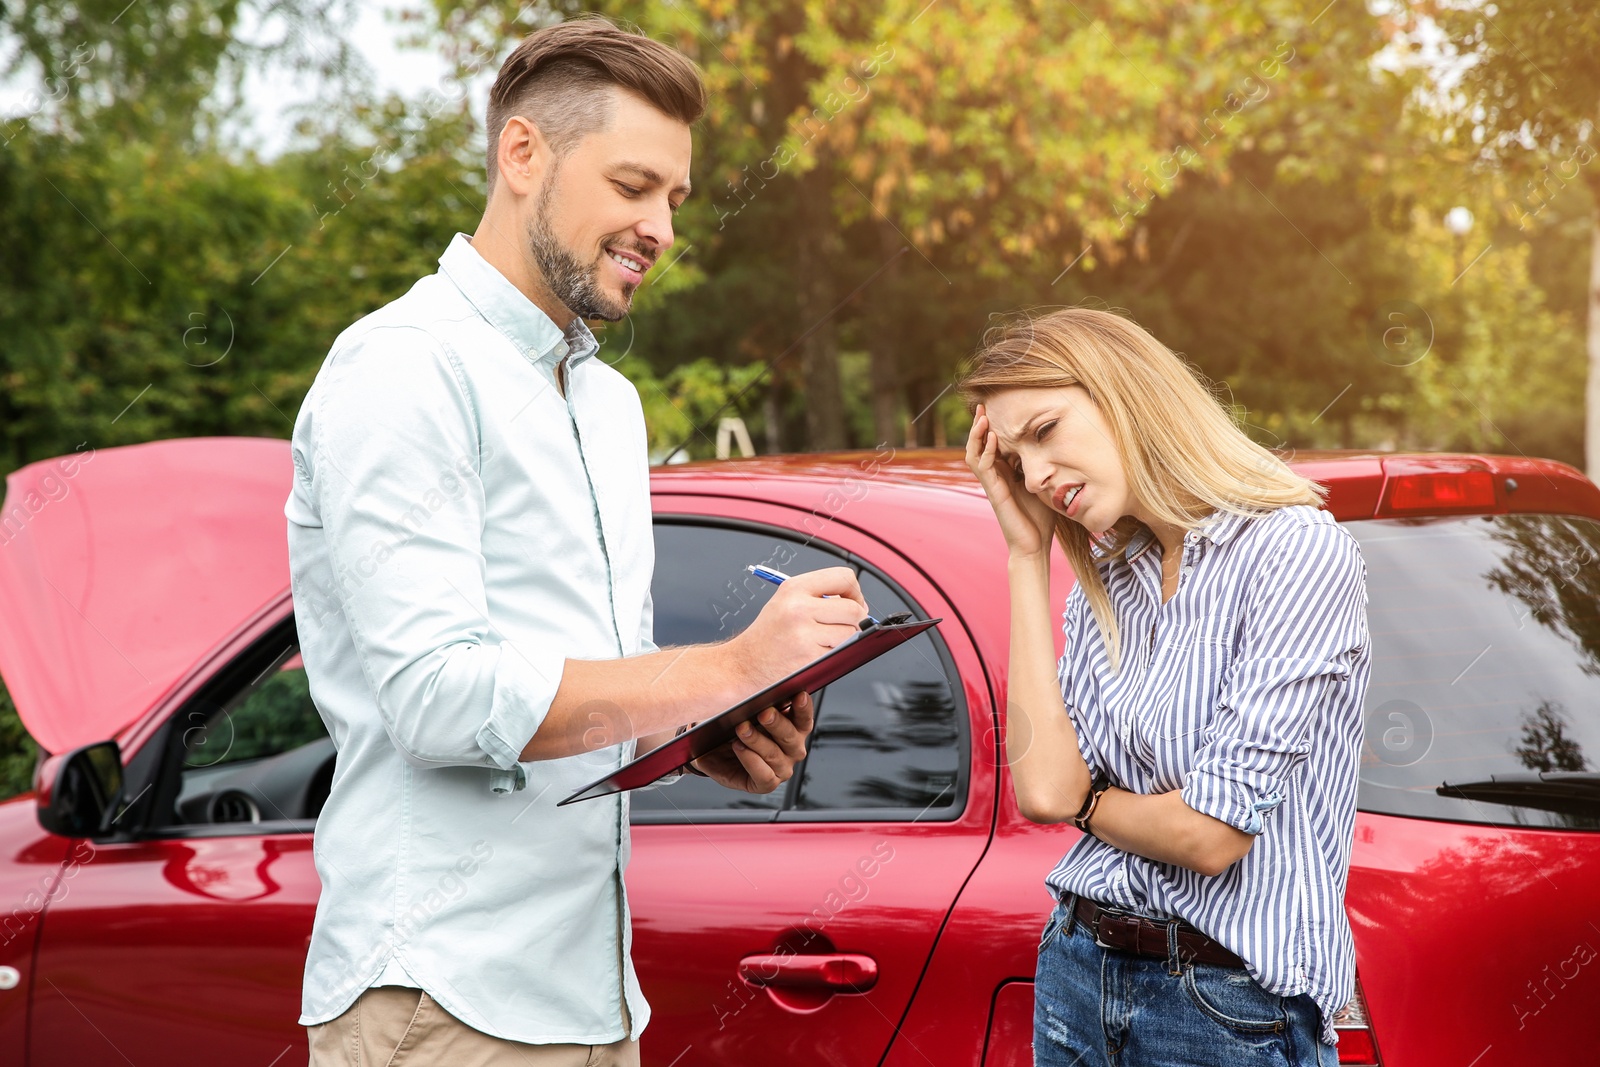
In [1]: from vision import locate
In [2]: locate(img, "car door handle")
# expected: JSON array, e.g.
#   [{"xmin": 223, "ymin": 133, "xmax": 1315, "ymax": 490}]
[{"xmin": 738, "ymin": 953, "xmax": 878, "ymax": 993}]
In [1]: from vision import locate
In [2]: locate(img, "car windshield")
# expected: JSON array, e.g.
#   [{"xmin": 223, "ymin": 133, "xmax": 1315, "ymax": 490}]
[{"xmin": 1348, "ymin": 512, "xmax": 1600, "ymax": 830}]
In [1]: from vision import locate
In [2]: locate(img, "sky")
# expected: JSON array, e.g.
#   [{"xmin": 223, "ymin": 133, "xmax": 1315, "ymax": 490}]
[
  {"xmin": 0, "ymin": 1, "xmax": 474, "ymax": 158},
  {"xmin": 236, "ymin": 1, "xmax": 463, "ymax": 158},
  {"xmin": 4, "ymin": 2, "xmax": 1469, "ymax": 160}
]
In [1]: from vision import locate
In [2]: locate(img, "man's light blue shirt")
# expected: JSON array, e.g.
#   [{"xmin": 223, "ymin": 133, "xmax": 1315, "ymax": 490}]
[{"xmin": 285, "ymin": 232, "xmax": 658, "ymax": 1043}]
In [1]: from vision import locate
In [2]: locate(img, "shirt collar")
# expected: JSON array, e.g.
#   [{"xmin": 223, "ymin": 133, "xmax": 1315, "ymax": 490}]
[
  {"xmin": 1192, "ymin": 508, "xmax": 1253, "ymax": 546},
  {"xmin": 437, "ymin": 232, "xmax": 598, "ymax": 371},
  {"xmin": 1120, "ymin": 508, "xmax": 1254, "ymax": 564}
]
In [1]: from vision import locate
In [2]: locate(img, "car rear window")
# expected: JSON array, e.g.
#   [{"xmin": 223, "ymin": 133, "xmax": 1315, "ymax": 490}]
[{"xmin": 1348, "ymin": 513, "xmax": 1600, "ymax": 830}]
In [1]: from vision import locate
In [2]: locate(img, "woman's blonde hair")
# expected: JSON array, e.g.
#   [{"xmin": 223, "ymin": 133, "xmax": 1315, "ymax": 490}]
[{"xmin": 955, "ymin": 307, "xmax": 1326, "ymax": 673}]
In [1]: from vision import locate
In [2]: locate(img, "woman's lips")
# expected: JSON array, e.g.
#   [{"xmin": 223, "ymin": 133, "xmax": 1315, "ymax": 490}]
[{"xmin": 1052, "ymin": 482, "xmax": 1085, "ymax": 513}]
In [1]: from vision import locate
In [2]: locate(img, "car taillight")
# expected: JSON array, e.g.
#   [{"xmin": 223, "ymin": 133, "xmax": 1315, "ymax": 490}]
[
  {"xmin": 1332, "ymin": 980, "xmax": 1381, "ymax": 1066},
  {"xmin": 1379, "ymin": 461, "xmax": 1498, "ymax": 514}
]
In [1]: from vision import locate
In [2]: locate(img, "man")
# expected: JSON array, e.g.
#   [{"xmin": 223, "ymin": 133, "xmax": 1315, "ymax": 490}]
[{"xmin": 286, "ymin": 16, "xmax": 868, "ymax": 1066}]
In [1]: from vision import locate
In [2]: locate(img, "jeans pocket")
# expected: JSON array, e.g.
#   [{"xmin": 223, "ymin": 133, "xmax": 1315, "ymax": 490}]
[
  {"xmin": 1038, "ymin": 903, "xmax": 1069, "ymax": 953},
  {"xmin": 1038, "ymin": 914, "xmax": 1060, "ymax": 953},
  {"xmin": 1182, "ymin": 964, "xmax": 1287, "ymax": 1034}
]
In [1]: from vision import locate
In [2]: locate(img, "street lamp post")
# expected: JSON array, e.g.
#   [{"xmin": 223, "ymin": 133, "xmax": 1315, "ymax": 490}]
[{"xmin": 1445, "ymin": 206, "xmax": 1474, "ymax": 279}]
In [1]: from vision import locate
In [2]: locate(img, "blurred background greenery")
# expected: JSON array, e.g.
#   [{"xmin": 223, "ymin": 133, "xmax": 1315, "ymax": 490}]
[{"xmin": 0, "ymin": 0, "xmax": 1595, "ymax": 794}]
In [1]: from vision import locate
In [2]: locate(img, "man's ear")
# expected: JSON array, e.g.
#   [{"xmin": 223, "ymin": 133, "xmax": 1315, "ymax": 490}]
[{"xmin": 493, "ymin": 114, "xmax": 550, "ymax": 199}]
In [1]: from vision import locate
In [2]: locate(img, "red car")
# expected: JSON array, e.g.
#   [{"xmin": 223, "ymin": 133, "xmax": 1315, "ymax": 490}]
[{"xmin": 2, "ymin": 438, "xmax": 1598, "ymax": 1066}]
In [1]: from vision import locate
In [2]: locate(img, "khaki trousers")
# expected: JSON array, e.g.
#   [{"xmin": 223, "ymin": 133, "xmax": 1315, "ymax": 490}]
[{"xmin": 306, "ymin": 985, "xmax": 641, "ymax": 1067}]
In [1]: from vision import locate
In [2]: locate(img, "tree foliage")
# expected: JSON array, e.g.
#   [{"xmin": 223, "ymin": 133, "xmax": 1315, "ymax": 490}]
[
  {"xmin": 0, "ymin": 1, "xmax": 1594, "ymax": 777},
  {"xmin": 1395, "ymin": 1, "xmax": 1600, "ymax": 474}
]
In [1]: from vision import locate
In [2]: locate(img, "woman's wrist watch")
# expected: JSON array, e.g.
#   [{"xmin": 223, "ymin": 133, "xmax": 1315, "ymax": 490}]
[{"xmin": 1072, "ymin": 771, "xmax": 1112, "ymax": 836}]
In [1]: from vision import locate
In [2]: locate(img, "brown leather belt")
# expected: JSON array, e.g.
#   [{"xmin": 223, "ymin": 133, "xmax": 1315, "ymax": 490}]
[{"xmin": 1072, "ymin": 896, "xmax": 1245, "ymax": 969}]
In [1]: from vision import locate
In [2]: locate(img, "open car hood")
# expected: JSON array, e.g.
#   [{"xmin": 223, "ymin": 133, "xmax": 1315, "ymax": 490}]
[{"xmin": 0, "ymin": 438, "xmax": 293, "ymax": 754}]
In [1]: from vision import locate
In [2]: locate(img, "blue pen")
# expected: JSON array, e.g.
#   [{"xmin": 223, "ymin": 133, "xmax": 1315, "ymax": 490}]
[{"xmin": 745, "ymin": 564, "xmax": 879, "ymax": 629}]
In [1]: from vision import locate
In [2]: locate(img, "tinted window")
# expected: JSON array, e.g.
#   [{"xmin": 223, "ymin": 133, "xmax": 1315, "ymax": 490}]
[
  {"xmin": 647, "ymin": 523, "xmax": 847, "ymax": 646},
  {"xmin": 787, "ymin": 571, "xmax": 963, "ymax": 818},
  {"xmin": 181, "ymin": 653, "xmax": 324, "ymax": 770},
  {"xmin": 173, "ymin": 642, "xmax": 334, "ymax": 826},
  {"xmin": 1350, "ymin": 513, "xmax": 1600, "ymax": 829},
  {"xmin": 631, "ymin": 522, "xmax": 847, "ymax": 818},
  {"xmin": 632, "ymin": 521, "xmax": 966, "ymax": 822}
]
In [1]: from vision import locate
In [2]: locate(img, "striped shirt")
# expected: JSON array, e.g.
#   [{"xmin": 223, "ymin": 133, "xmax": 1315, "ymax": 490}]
[{"xmin": 1044, "ymin": 504, "xmax": 1371, "ymax": 1046}]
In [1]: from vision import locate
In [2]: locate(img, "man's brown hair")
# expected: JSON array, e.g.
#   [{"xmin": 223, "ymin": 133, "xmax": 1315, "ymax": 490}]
[{"xmin": 485, "ymin": 14, "xmax": 707, "ymax": 194}]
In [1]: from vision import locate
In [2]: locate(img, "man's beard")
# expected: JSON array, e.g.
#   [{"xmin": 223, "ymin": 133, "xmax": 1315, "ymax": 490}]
[{"xmin": 527, "ymin": 173, "xmax": 632, "ymax": 323}]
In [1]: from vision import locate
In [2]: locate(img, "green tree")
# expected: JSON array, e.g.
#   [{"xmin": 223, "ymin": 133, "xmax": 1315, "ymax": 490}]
[
  {"xmin": 1410, "ymin": 1, "xmax": 1600, "ymax": 476},
  {"xmin": 424, "ymin": 0, "xmax": 1409, "ymax": 451},
  {"xmin": 0, "ymin": 679, "xmax": 38, "ymax": 800},
  {"xmin": 0, "ymin": 0, "xmax": 364, "ymax": 467}
]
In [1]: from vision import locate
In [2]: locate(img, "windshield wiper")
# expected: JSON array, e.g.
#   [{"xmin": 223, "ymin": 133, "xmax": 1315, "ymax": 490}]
[{"xmin": 1437, "ymin": 772, "xmax": 1600, "ymax": 817}]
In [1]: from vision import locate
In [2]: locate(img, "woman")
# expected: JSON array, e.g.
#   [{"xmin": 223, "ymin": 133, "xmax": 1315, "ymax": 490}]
[{"xmin": 958, "ymin": 308, "xmax": 1370, "ymax": 1067}]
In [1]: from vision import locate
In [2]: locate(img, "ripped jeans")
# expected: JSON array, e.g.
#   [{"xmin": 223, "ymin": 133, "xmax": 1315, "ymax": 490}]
[{"xmin": 1033, "ymin": 895, "xmax": 1336, "ymax": 1067}]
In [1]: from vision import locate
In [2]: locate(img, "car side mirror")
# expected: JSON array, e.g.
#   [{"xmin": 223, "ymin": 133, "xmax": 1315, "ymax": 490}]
[{"xmin": 36, "ymin": 740, "xmax": 124, "ymax": 838}]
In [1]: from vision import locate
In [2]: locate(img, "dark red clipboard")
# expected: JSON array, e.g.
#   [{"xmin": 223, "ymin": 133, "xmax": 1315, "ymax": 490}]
[{"xmin": 558, "ymin": 615, "xmax": 942, "ymax": 805}]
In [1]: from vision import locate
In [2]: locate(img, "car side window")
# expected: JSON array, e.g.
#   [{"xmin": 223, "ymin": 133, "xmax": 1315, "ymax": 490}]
[
  {"xmin": 631, "ymin": 521, "xmax": 846, "ymax": 820},
  {"xmin": 785, "ymin": 570, "xmax": 965, "ymax": 820},
  {"xmin": 631, "ymin": 520, "xmax": 966, "ymax": 824},
  {"xmin": 167, "ymin": 634, "xmax": 334, "ymax": 829},
  {"xmin": 181, "ymin": 651, "xmax": 323, "ymax": 770}
]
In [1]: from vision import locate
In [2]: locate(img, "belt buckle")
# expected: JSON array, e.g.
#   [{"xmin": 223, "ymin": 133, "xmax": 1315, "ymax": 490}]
[
  {"xmin": 1087, "ymin": 905, "xmax": 1124, "ymax": 953},
  {"xmin": 1074, "ymin": 900, "xmax": 1105, "ymax": 947},
  {"xmin": 1089, "ymin": 915, "xmax": 1113, "ymax": 951}
]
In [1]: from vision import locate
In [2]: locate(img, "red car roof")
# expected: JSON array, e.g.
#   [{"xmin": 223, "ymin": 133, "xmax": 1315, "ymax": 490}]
[
  {"xmin": 1, "ymin": 438, "xmax": 1594, "ymax": 754},
  {"xmin": 650, "ymin": 447, "xmax": 1599, "ymax": 524}
]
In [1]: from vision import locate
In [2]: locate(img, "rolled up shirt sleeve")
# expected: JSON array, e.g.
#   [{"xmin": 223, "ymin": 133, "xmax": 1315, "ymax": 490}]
[
  {"xmin": 303, "ymin": 326, "xmax": 566, "ymax": 775},
  {"xmin": 1181, "ymin": 520, "xmax": 1369, "ymax": 835},
  {"xmin": 1057, "ymin": 588, "xmax": 1103, "ymax": 780}
]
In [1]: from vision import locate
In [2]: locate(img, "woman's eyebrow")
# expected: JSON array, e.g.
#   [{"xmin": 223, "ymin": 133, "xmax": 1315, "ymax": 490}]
[
  {"xmin": 998, "ymin": 406, "xmax": 1049, "ymax": 444},
  {"xmin": 995, "ymin": 410, "xmax": 1051, "ymax": 464}
]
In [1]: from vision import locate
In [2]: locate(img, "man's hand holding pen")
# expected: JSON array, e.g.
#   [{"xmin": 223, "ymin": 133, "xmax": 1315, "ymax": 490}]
[{"xmin": 731, "ymin": 565, "xmax": 872, "ymax": 675}]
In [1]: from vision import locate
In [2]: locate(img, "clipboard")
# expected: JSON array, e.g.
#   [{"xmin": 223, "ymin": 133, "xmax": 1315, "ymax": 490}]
[{"xmin": 559, "ymin": 613, "xmax": 942, "ymax": 805}]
